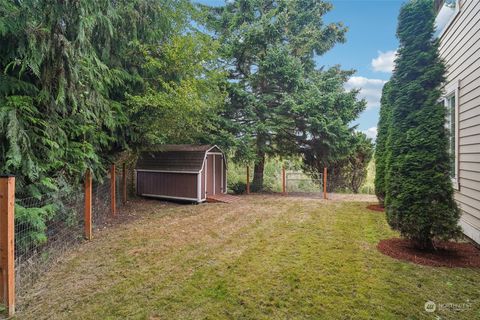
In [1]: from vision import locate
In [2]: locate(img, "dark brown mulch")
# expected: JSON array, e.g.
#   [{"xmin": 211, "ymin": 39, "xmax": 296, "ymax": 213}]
[
  {"xmin": 378, "ymin": 238, "xmax": 480, "ymax": 267},
  {"xmin": 367, "ymin": 204, "xmax": 385, "ymax": 212}
]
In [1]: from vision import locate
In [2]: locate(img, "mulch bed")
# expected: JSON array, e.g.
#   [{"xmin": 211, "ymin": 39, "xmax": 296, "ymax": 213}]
[
  {"xmin": 378, "ymin": 238, "xmax": 480, "ymax": 267},
  {"xmin": 367, "ymin": 204, "xmax": 385, "ymax": 212}
]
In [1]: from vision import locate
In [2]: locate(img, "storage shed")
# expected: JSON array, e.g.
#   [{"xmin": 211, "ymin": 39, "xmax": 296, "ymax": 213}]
[{"xmin": 135, "ymin": 145, "xmax": 227, "ymax": 203}]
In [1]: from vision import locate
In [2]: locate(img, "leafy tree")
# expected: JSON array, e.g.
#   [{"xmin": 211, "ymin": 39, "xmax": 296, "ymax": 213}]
[
  {"xmin": 103, "ymin": 0, "xmax": 226, "ymax": 147},
  {"xmin": 375, "ymin": 81, "xmax": 393, "ymax": 206},
  {"xmin": 202, "ymin": 0, "xmax": 348, "ymax": 191},
  {"xmin": 125, "ymin": 32, "xmax": 226, "ymax": 146},
  {"xmin": 385, "ymin": 0, "xmax": 461, "ymax": 249},
  {"xmin": 340, "ymin": 132, "xmax": 374, "ymax": 193}
]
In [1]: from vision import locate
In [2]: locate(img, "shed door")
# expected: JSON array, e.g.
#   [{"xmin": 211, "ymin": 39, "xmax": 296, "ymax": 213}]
[
  {"xmin": 206, "ymin": 154, "xmax": 215, "ymax": 195},
  {"xmin": 215, "ymin": 155, "xmax": 222, "ymax": 194}
]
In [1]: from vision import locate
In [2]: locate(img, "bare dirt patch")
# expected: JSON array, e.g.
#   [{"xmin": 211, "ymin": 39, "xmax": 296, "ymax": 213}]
[
  {"xmin": 367, "ymin": 204, "xmax": 384, "ymax": 212},
  {"xmin": 378, "ymin": 238, "xmax": 480, "ymax": 268}
]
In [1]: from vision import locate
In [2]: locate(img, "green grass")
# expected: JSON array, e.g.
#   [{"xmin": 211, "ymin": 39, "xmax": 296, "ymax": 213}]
[{"xmin": 18, "ymin": 196, "xmax": 480, "ymax": 319}]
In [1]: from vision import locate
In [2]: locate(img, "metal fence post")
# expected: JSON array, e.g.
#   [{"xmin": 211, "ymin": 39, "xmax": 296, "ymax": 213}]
[
  {"xmin": 110, "ymin": 164, "xmax": 116, "ymax": 216},
  {"xmin": 0, "ymin": 175, "xmax": 15, "ymax": 316},
  {"xmin": 246, "ymin": 166, "xmax": 250, "ymax": 195},
  {"xmin": 282, "ymin": 166, "xmax": 286, "ymax": 195},
  {"xmin": 84, "ymin": 169, "xmax": 92, "ymax": 240}
]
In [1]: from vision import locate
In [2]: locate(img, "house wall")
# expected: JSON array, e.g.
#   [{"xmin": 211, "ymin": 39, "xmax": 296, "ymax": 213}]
[
  {"xmin": 136, "ymin": 171, "xmax": 198, "ymax": 200},
  {"xmin": 439, "ymin": 0, "xmax": 480, "ymax": 244}
]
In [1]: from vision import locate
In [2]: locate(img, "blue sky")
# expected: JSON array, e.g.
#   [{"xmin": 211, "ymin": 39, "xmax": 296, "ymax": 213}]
[{"xmin": 195, "ymin": 0, "xmax": 405, "ymax": 139}]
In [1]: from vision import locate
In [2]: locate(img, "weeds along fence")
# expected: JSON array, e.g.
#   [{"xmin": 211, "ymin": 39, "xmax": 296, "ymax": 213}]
[{"xmin": 0, "ymin": 163, "xmax": 128, "ymax": 315}]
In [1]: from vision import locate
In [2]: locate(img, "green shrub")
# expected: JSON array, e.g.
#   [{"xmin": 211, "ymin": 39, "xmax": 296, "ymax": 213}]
[
  {"xmin": 15, "ymin": 203, "xmax": 56, "ymax": 252},
  {"xmin": 230, "ymin": 181, "xmax": 247, "ymax": 195}
]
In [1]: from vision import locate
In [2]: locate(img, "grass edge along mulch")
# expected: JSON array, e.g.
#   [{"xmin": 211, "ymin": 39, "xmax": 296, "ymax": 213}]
[{"xmin": 377, "ymin": 238, "xmax": 480, "ymax": 268}]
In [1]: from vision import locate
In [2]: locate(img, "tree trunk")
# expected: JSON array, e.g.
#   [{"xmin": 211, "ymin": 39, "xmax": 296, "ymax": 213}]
[
  {"xmin": 252, "ymin": 134, "xmax": 266, "ymax": 192},
  {"xmin": 252, "ymin": 152, "xmax": 265, "ymax": 192},
  {"xmin": 414, "ymin": 237, "xmax": 435, "ymax": 251}
]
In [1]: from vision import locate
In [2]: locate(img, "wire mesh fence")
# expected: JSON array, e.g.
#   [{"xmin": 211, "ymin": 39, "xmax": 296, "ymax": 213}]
[
  {"xmin": 13, "ymin": 170, "xmax": 127, "ymax": 309},
  {"xmin": 15, "ymin": 191, "xmax": 84, "ymax": 300},
  {"xmin": 92, "ymin": 178, "xmax": 112, "ymax": 229},
  {"xmin": 285, "ymin": 171, "xmax": 323, "ymax": 194},
  {"xmin": 284, "ymin": 171, "xmax": 325, "ymax": 199}
]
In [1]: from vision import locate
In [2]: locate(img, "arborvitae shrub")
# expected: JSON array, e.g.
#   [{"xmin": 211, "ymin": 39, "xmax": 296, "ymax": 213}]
[{"xmin": 385, "ymin": 0, "xmax": 461, "ymax": 249}]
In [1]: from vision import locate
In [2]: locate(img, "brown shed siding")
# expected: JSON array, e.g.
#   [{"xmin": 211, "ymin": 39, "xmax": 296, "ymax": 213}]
[
  {"xmin": 136, "ymin": 145, "xmax": 227, "ymax": 202},
  {"xmin": 136, "ymin": 171, "xmax": 197, "ymax": 199}
]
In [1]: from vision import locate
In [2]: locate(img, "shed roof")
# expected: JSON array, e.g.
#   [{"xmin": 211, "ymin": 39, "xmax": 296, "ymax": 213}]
[{"xmin": 136, "ymin": 145, "xmax": 223, "ymax": 172}]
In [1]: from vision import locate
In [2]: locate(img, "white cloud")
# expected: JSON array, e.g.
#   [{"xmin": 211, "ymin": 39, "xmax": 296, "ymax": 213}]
[
  {"xmin": 371, "ymin": 50, "xmax": 396, "ymax": 73},
  {"xmin": 345, "ymin": 76, "xmax": 387, "ymax": 110},
  {"xmin": 363, "ymin": 127, "xmax": 378, "ymax": 141}
]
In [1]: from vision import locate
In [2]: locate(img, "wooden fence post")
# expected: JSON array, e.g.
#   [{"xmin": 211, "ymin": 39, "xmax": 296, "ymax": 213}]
[
  {"xmin": 122, "ymin": 163, "xmax": 127, "ymax": 205},
  {"xmin": 0, "ymin": 175, "xmax": 15, "ymax": 316},
  {"xmin": 246, "ymin": 166, "xmax": 250, "ymax": 195},
  {"xmin": 84, "ymin": 169, "xmax": 92, "ymax": 240},
  {"xmin": 323, "ymin": 167, "xmax": 328, "ymax": 200},
  {"xmin": 282, "ymin": 166, "xmax": 286, "ymax": 195},
  {"xmin": 110, "ymin": 164, "xmax": 116, "ymax": 216}
]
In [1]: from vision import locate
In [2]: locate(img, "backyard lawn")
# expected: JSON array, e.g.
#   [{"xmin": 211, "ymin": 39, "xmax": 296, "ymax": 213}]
[{"xmin": 18, "ymin": 195, "xmax": 479, "ymax": 319}]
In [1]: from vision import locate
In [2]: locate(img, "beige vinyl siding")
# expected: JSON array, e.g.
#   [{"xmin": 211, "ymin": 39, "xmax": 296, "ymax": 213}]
[{"xmin": 439, "ymin": 0, "xmax": 480, "ymax": 244}]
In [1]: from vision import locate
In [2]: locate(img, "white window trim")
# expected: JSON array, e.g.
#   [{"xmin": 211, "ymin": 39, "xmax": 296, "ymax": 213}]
[
  {"xmin": 444, "ymin": 80, "xmax": 460, "ymax": 190},
  {"xmin": 435, "ymin": 0, "xmax": 461, "ymax": 39}
]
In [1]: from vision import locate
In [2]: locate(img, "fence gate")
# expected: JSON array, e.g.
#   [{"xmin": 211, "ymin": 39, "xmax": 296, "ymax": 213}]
[{"xmin": 285, "ymin": 171, "xmax": 324, "ymax": 196}]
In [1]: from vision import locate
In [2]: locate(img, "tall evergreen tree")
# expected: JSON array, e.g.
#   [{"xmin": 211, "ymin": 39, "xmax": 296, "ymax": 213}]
[
  {"xmin": 386, "ymin": 0, "xmax": 461, "ymax": 249},
  {"xmin": 202, "ymin": 0, "xmax": 348, "ymax": 191},
  {"xmin": 374, "ymin": 81, "xmax": 393, "ymax": 206}
]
